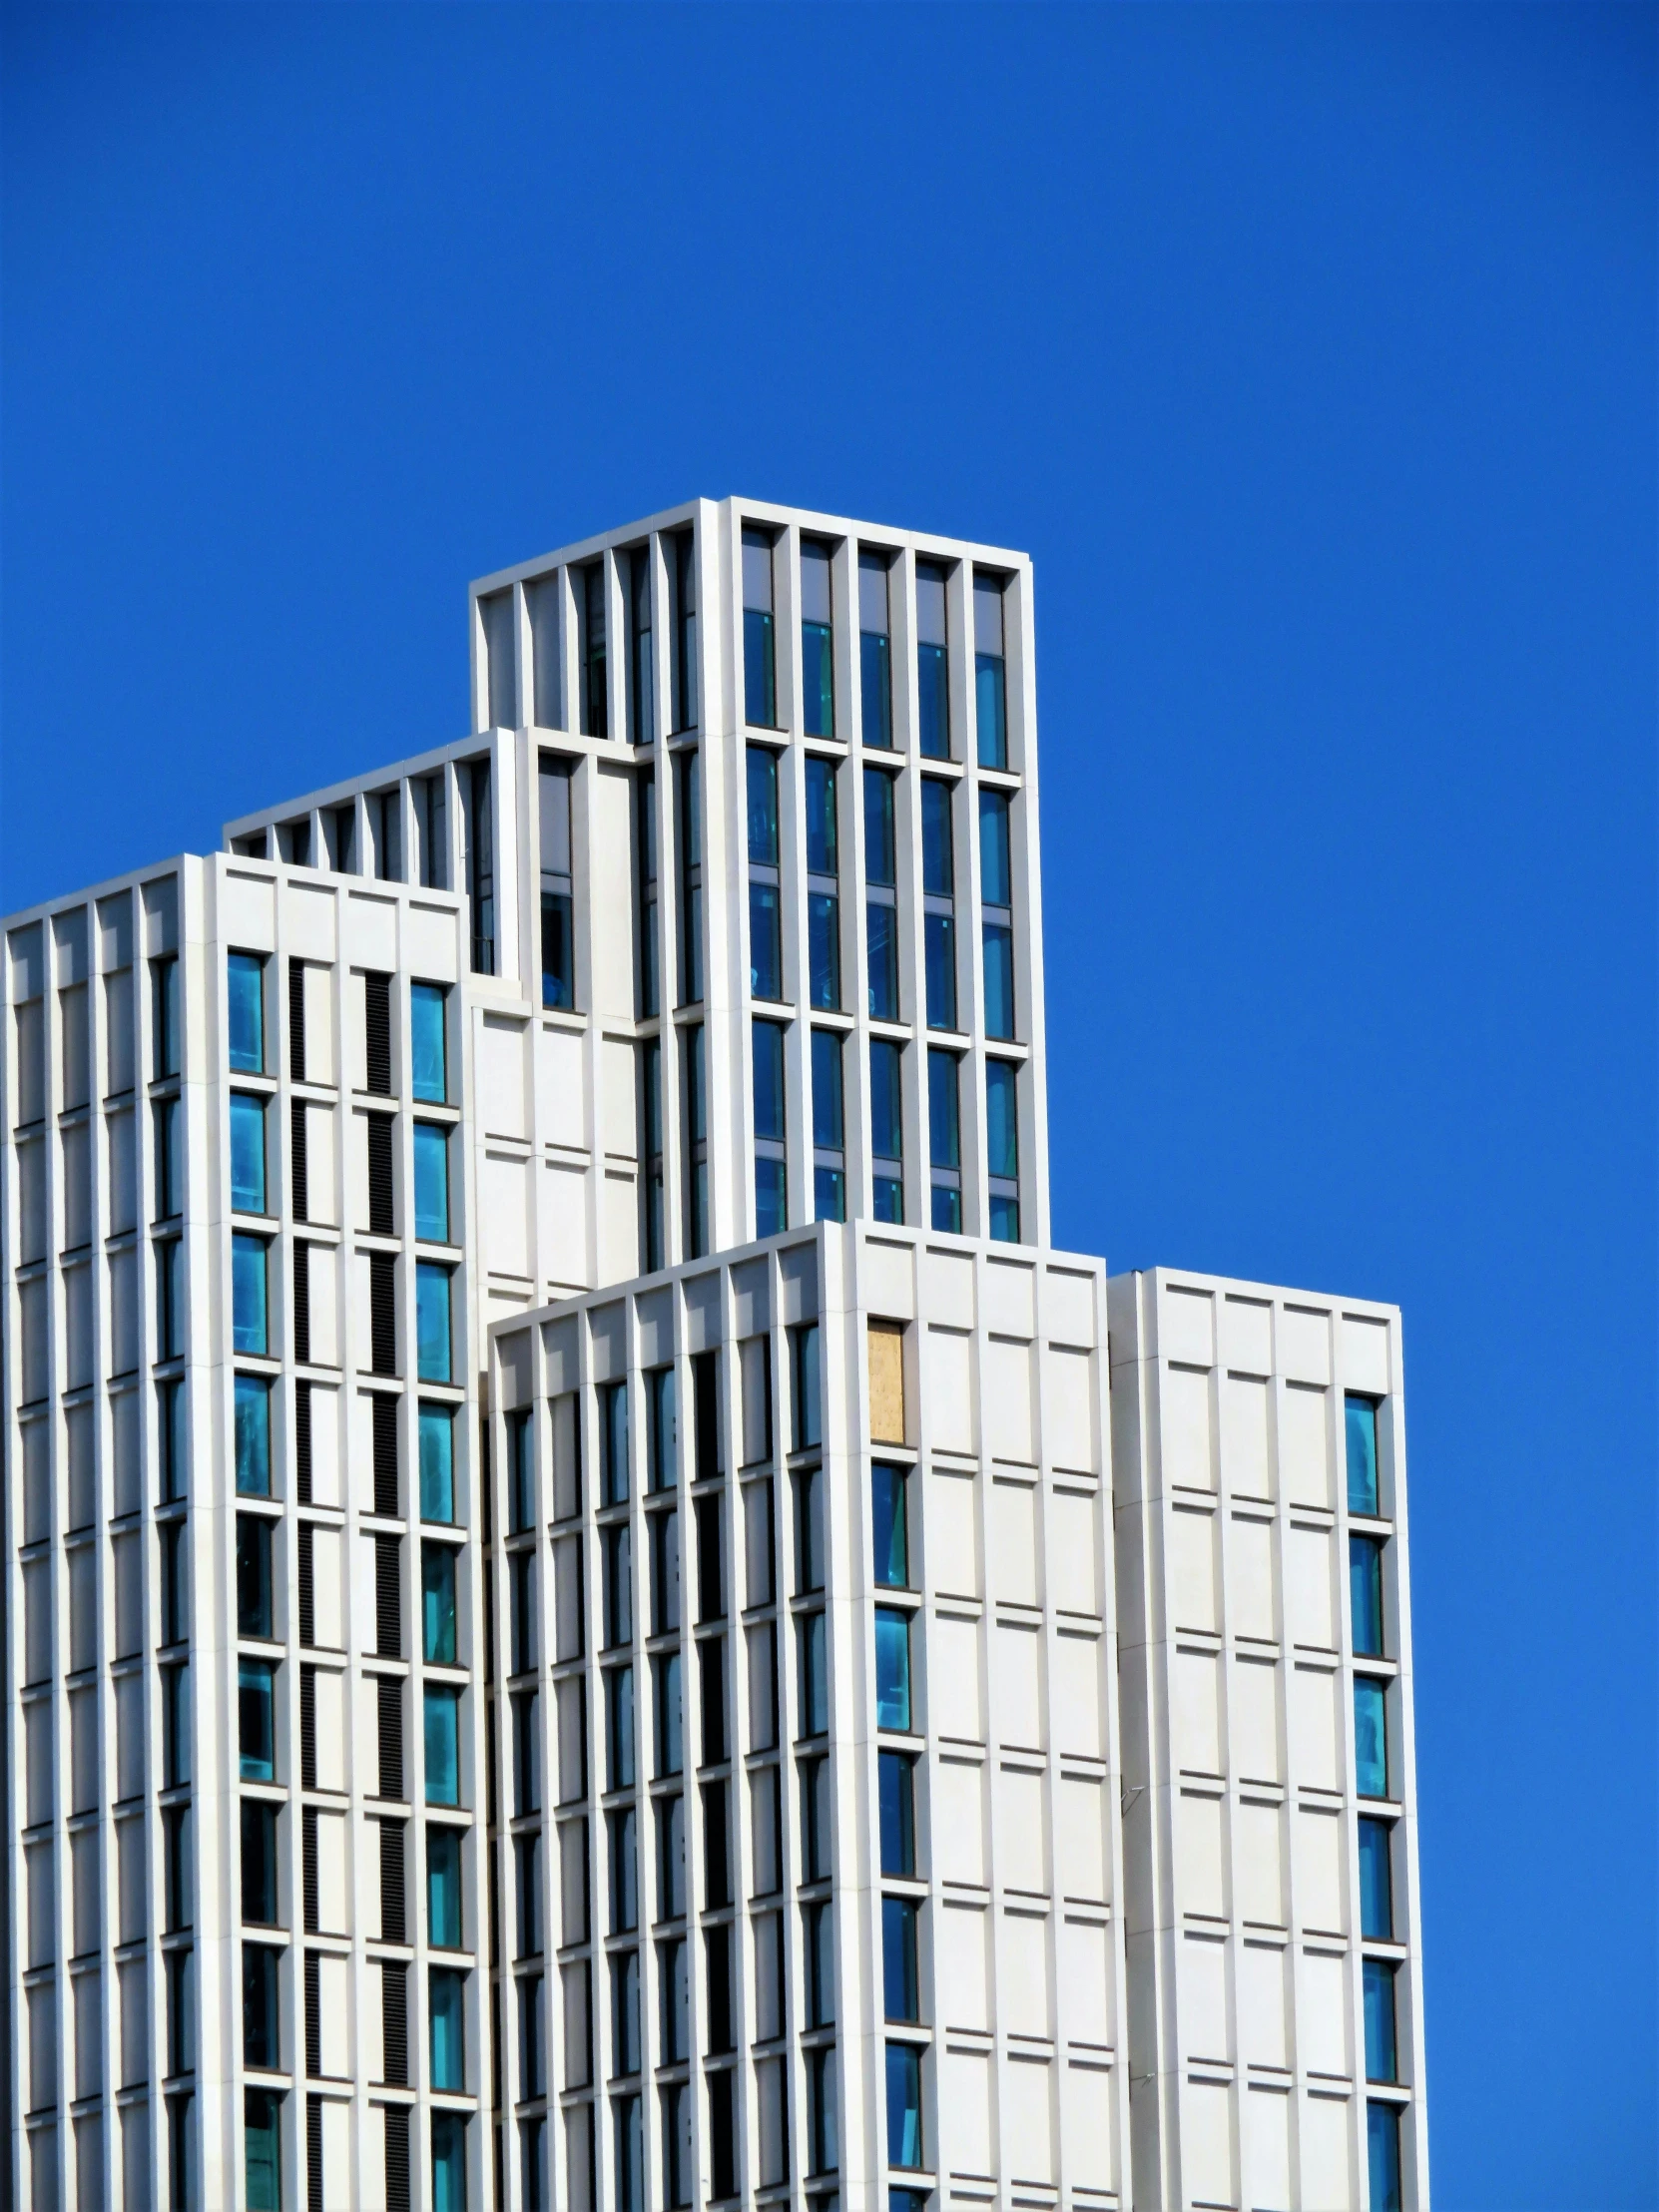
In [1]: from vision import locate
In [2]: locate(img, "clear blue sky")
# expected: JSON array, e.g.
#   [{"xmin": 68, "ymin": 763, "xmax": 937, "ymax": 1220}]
[{"xmin": 3, "ymin": 6, "xmax": 1654, "ymax": 2201}]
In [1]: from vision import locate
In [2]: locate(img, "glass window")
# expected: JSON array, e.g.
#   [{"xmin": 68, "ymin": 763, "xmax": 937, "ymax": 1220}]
[
  {"xmin": 802, "ymin": 539, "xmax": 834, "ymax": 738},
  {"xmin": 979, "ymin": 787, "xmax": 1011, "ymax": 902},
  {"xmin": 655, "ymin": 1653, "xmax": 683, "ymax": 1777},
  {"xmin": 237, "ymin": 1512, "xmax": 274, "ymax": 1639},
  {"xmin": 241, "ymin": 1797, "xmax": 276, "ymax": 1925},
  {"xmin": 798, "ymin": 1609, "xmax": 829, "ymax": 1737},
  {"xmin": 415, "ymin": 1263, "xmax": 452, "ymax": 1382},
  {"xmin": 160, "ymin": 1376, "xmax": 187, "ymax": 1499},
  {"xmin": 419, "ymin": 1403, "xmax": 455, "ymax": 1522},
  {"xmin": 152, "ymin": 954, "xmax": 181, "ymax": 1080},
  {"xmin": 859, "ymin": 549, "xmax": 892, "ymax": 748},
  {"xmin": 883, "ymin": 1895, "xmax": 920, "ymax": 2020},
  {"xmin": 424, "ymin": 1685, "xmax": 462, "ymax": 1806},
  {"xmin": 806, "ymin": 755, "xmax": 838, "ymax": 874},
  {"xmin": 236, "ymin": 1375, "xmax": 272, "ymax": 1496},
  {"xmin": 156, "ymin": 1236, "xmax": 185, "ymax": 1359},
  {"xmin": 804, "ymin": 1902, "xmax": 834, "ymax": 2026},
  {"xmin": 867, "ymin": 899, "xmax": 899, "ymax": 1023},
  {"xmin": 872, "ymin": 1463, "xmax": 909, "ymax": 1587},
  {"xmin": 233, "ymin": 1233, "xmax": 269, "ymax": 1356},
  {"xmin": 885, "ymin": 2040, "xmax": 923, "ymax": 2169},
  {"xmin": 874, "ymin": 1606, "xmax": 912, "ymax": 1732},
  {"xmin": 870, "ymin": 1038, "xmax": 903, "ymax": 1159},
  {"xmin": 602, "ymin": 1381, "xmax": 630, "ymax": 1504},
  {"xmin": 431, "ymin": 2112, "xmax": 468, "ymax": 2212},
  {"xmin": 923, "ymin": 782, "xmax": 957, "ymax": 1028},
  {"xmin": 429, "ymin": 1966, "xmax": 466, "ymax": 2090},
  {"xmin": 1367, "ymin": 2101, "xmax": 1402, "ymax": 2212},
  {"xmin": 637, "ymin": 769, "xmax": 658, "ymax": 1018},
  {"xmin": 165, "ymin": 1662, "xmax": 192, "ymax": 1787},
  {"xmin": 864, "ymin": 766, "xmax": 896, "ymax": 884},
  {"xmin": 747, "ymin": 745, "xmax": 780, "ymax": 865},
  {"xmin": 677, "ymin": 750, "xmax": 704, "ymax": 1006},
  {"xmin": 1347, "ymin": 1394, "xmax": 1381, "ymax": 1514},
  {"xmin": 228, "ymin": 953, "xmax": 265, "ymax": 1074},
  {"xmin": 580, "ymin": 561, "xmax": 608, "ymax": 739},
  {"xmin": 244, "ymin": 2086, "xmax": 281, "ymax": 2210},
  {"xmin": 428, "ymin": 1825, "xmax": 463, "ymax": 1947},
  {"xmin": 609, "ymin": 1805, "xmax": 638, "ymax": 1930},
  {"xmin": 628, "ymin": 546, "xmax": 654, "ymax": 747},
  {"xmin": 153, "ymin": 1094, "xmax": 182, "ymax": 1219},
  {"xmin": 648, "ymin": 1367, "xmax": 677, "ymax": 1492},
  {"xmin": 925, "ymin": 909, "xmax": 956, "ymax": 1031},
  {"xmin": 509, "ymin": 1406, "xmax": 535, "ymax": 1529},
  {"xmin": 413, "ymin": 1123, "xmax": 450, "ymax": 1243},
  {"xmin": 1364, "ymin": 1957, "xmax": 1398, "ymax": 2082},
  {"xmin": 423, "ymin": 1542, "xmax": 458, "ymax": 1665},
  {"xmin": 1351, "ymin": 1534, "xmax": 1385, "ymax": 1656},
  {"xmin": 743, "ymin": 527, "xmax": 777, "ymax": 728},
  {"xmin": 1358, "ymin": 1817, "xmax": 1394, "ymax": 1939},
  {"xmin": 815, "ymin": 1165, "xmax": 845, "ymax": 1224},
  {"xmin": 614, "ymin": 2092, "xmax": 644, "ymax": 2212},
  {"xmin": 879, "ymin": 1750, "xmax": 915, "ymax": 1876},
  {"xmin": 608, "ymin": 1667, "xmax": 636, "ymax": 1791},
  {"xmin": 974, "ymin": 573, "xmax": 1008, "ymax": 768},
  {"xmin": 794, "ymin": 1323, "xmax": 822, "ymax": 1450},
  {"xmin": 983, "ymin": 917, "xmax": 1015, "ymax": 1040},
  {"xmin": 411, "ymin": 983, "xmax": 448, "ymax": 1103},
  {"xmin": 672, "ymin": 530, "xmax": 698, "ymax": 733},
  {"xmin": 808, "ymin": 893, "xmax": 839, "ymax": 1011},
  {"xmin": 752, "ymin": 1019, "xmax": 786, "ymax": 1142},
  {"xmin": 1355, "ymin": 1678, "xmax": 1389, "ymax": 1799},
  {"xmin": 986, "ymin": 1060, "xmax": 1020, "ymax": 1242},
  {"xmin": 749, "ymin": 877, "xmax": 783, "ymax": 1001},
  {"xmin": 239, "ymin": 1659, "xmax": 276, "ymax": 1782},
  {"xmin": 915, "ymin": 559, "xmax": 950, "ymax": 759},
  {"xmin": 230, "ymin": 1093, "xmax": 267, "ymax": 1213}
]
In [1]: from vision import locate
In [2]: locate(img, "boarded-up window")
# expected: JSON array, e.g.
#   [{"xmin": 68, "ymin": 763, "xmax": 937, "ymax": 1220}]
[{"xmin": 868, "ymin": 1321, "xmax": 906, "ymax": 1444}]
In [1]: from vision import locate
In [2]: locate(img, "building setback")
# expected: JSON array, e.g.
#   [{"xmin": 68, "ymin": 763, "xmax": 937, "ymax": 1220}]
[{"xmin": 3, "ymin": 497, "xmax": 1426, "ymax": 2211}]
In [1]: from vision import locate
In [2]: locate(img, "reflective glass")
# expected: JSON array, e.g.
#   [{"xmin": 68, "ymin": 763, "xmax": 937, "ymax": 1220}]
[
  {"xmin": 432, "ymin": 2113, "xmax": 468, "ymax": 2212},
  {"xmin": 861, "ymin": 629, "xmax": 892, "ymax": 747},
  {"xmin": 1358, "ymin": 1818, "xmax": 1393, "ymax": 1939},
  {"xmin": 874, "ymin": 1607, "xmax": 911, "ymax": 1732},
  {"xmin": 885, "ymin": 2040, "xmax": 923, "ymax": 2169},
  {"xmin": 429, "ymin": 1967, "xmax": 466, "ymax": 2090},
  {"xmin": 237, "ymin": 1513, "xmax": 274, "ymax": 1638},
  {"xmin": 979, "ymin": 788, "xmax": 1011, "ymax": 903},
  {"xmin": 925, "ymin": 911, "xmax": 956, "ymax": 1028},
  {"xmin": 1364, "ymin": 1958, "xmax": 1398, "ymax": 2082},
  {"xmin": 753, "ymin": 1020, "xmax": 786, "ymax": 1141},
  {"xmin": 1367, "ymin": 2101, "xmax": 1402, "ymax": 2212},
  {"xmin": 806, "ymin": 756, "xmax": 838, "ymax": 873},
  {"xmin": 870, "ymin": 1039, "xmax": 903, "ymax": 1161},
  {"xmin": 803, "ymin": 620, "xmax": 834, "ymax": 737},
  {"xmin": 808, "ymin": 892, "xmax": 840, "ymax": 1009},
  {"xmin": 872, "ymin": 1463, "xmax": 908, "ymax": 1587},
  {"xmin": 932, "ymin": 1185, "xmax": 962, "ymax": 1232},
  {"xmin": 863, "ymin": 769, "xmax": 896, "ymax": 883},
  {"xmin": 425, "ymin": 1686, "xmax": 461, "ymax": 1805},
  {"xmin": 236, "ymin": 1375, "xmax": 272, "ymax": 1495},
  {"xmin": 867, "ymin": 902, "xmax": 899, "ymax": 1020},
  {"xmin": 816, "ymin": 1165, "xmax": 846, "ymax": 1223},
  {"xmin": 748, "ymin": 747, "xmax": 780, "ymax": 863},
  {"xmin": 423, "ymin": 1542, "xmax": 458, "ymax": 1664},
  {"xmin": 413, "ymin": 1122, "xmax": 449, "ymax": 1242},
  {"xmin": 874, "ymin": 1174, "xmax": 904, "ymax": 1225},
  {"xmin": 410, "ymin": 983, "xmax": 448, "ymax": 1103},
  {"xmin": 929, "ymin": 1048, "xmax": 960, "ymax": 1168},
  {"xmin": 749, "ymin": 879, "xmax": 783, "ymax": 999},
  {"xmin": 812, "ymin": 1029, "xmax": 844, "ymax": 1149},
  {"xmin": 983, "ymin": 918, "xmax": 1015, "ymax": 1037},
  {"xmin": 428, "ymin": 1825, "xmax": 463, "ymax": 1946},
  {"xmin": 755, "ymin": 1156, "xmax": 788, "ymax": 1238},
  {"xmin": 232, "ymin": 1234, "xmax": 268, "ymax": 1355},
  {"xmin": 883, "ymin": 1896, "xmax": 920, "ymax": 2020},
  {"xmin": 1351, "ymin": 1534, "xmax": 1385, "ymax": 1656},
  {"xmin": 228, "ymin": 954, "xmax": 265, "ymax": 1074},
  {"xmin": 977, "ymin": 653, "xmax": 1008, "ymax": 768},
  {"xmin": 419, "ymin": 1404, "xmax": 455, "ymax": 1522},
  {"xmin": 416, "ymin": 1263, "xmax": 452, "ymax": 1382},
  {"xmin": 1355, "ymin": 1678, "xmax": 1389, "ymax": 1798},
  {"xmin": 879, "ymin": 1750, "xmax": 915, "ymax": 1875},
  {"xmin": 798, "ymin": 1609, "xmax": 829, "ymax": 1735},
  {"xmin": 230, "ymin": 1094, "xmax": 267, "ymax": 1213},
  {"xmin": 542, "ymin": 890, "xmax": 574, "ymax": 1008},
  {"xmin": 986, "ymin": 1061, "xmax": 1019, "ymax": 1178},
  {"xmin": 989, "ymin": 1192, "xmax": 1019, "ymax": 1242},
  {"xmin": 745, "ymin": 607, "xmax": 777, "ymax": 728},
  {"xmin": 1347, "ymin": 1394, "xmax": 1381, "ymax": 1514},
  {"xmin": 239, "ymin": 1660, "xmax": 276, "ymax": 1781},
  {"xmin": 244, "ymin": 2086, "xmax": 281, "ymax": 2210}
]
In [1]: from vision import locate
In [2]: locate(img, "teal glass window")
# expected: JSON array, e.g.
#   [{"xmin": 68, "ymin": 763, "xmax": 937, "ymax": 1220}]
[
  {"xmin": 1347, "ymin": 1393, "xmax": 1381, "ymax": 1514},
  {"xmin": 428, "ymin": 1825, "xmax": 463, "ymax": 1947},
  {"xmin": 983, "ymin": 919, "xmax": 1015, "ymax": 1038},
  {"xmin": 872, "ymin": 1463, "xmax": 909, "ymax": 1587},
  {"xmin": 986, "ymin": 1061, "xmax": 1019, "ymax": 1170},
  {"xmin": 228, "ymin": 953, "xmax": 265, "ymax": 1074},
  {"xmin": 410, "ymin": 983, "xmax": 448, "ymax": 1103},
  {"xmin": 424, "ymin": 1685, "xmax": 462, "ymax": 1805},
  {"xmin": 794, "ymin": 1323, "xmax": 822, "ymax": 1449},
  {"xmin": 864, "ymin": 767, "xmax": 896, "ymax": 883},
  {"xmin": 749, "ymin": 879, "xmax": 782, "ymax": 999},
  {"xmin": 429, "ymin": 1966, "xmax": 466, "ymax": 2090},
  {"xmin": 431, "ymin": 2112, "xmax": 468, "ymax": 2212},
  {"xmin": 423, "ymin": 1542, "xmax": 458, "ymax": 1664},
  {"xmin": 879, "ymin": 1750, "xmax": 915, "ymax": 1876},
  {"xmin": 979, "ymin": 788, "xmax": 1011, "ymax": 903},
  {"xmin": 415, "ymin": 1263, "xmax": 452, "ymax": 1382},
  {"xmin": 232, "ymin": 1233, "xmax": 269, "ymax": 1355},
  {"xmin": 885, "ymin": 2040, "xmax": 923, "ymax": 2169},
  {"xmin": 244, "ymin": 2086, "xmax": 281, "ymax": 2211},
  {"xmin": 1364, "ymin": 1957, "xmax": 1398, "ymax": 2082},
  {"xmin": 753, "ymin": 1020, "xmax": 786, "ymax": 1140},
  {"xmin": 797, "ymin": 1609, "xmax": 829, "ymax": 1736},
  {"xmin": 1355, "ymin": 1678, "xmax": 1389, "ymax": 1799},
  {"xmin": 989, "ymin": 1193, "xmax": 1020, "ymax": 1242},
  {"xmin": 802, "ymin": 539, "xmax": 834, "ymax": 737},
  {"xmin": 807, "ymin": 755, "xmax": 837, "ymax": 873},
  {"xmin": 1351, "ymin": 1534, "xmax": 1385, "ymax": 1656},
  {"xmin": 816, "ymin": 1165, "xmax": 845, "ymax": 1222},
  {"xmin": 925, "ymin": 910, "xmax": 957, "ymax": 1030},
  {"xmin": 743, "ymin": 527, "xmax": 777, "ymax": 727},
  {"xmin": 229, "ymin": 1094, "xmax": 267, "ymax": 1213},
  {"xmin": 419, "ymin": 1403, "xmax": 455, "ymax": 1522},
  {"xmin": 239, "ymin": 1659, "xmax": 276, "ymax": 1782},
  {"xmin": 413, "ymin": 1122, "xmax": 450, "ymax": 1242},
  {"xmin": 916, "ymin": 559, "xmax": 950, "ymax": 759},
  {"xmin": 1367, "ymin": 2101, "xmax": 1402, "ymax": 2212},
  {"xmin": 867, "ymin": 900, "xmax": 899, "ymax": 1020},
  {"xmin": 1359, "ymin": 1817, "xmax": 1394, "ymax": 1939},
  {"xmin": 237, "ymin": 1512, "xmax": 274, "ymax": 1639},
  {"xmin": 235, "ymin": 1375, "xmax": 272, "ymax": 1495},
  {"xmin": 655, "ymin": 1653, "xmax": 683, "ymax": 1776},
  {"xmin": 859, "ymin": 550, "xmax": 892, "ymax": 747},
  {"xmin": 748, "ymin": 745, "xmax": 779, "ymax": 862},
  {"xmin": 874, "ymin": 1606, "xmax": 912, "ymax": 1732},
  {"xmin": 602, "ymin": 1381, "xmax": 629, "ymax": 1505},
  {"xmin": 929, "ymin": 1048, "xmax": 960, "ymax": 1168},
  {"xmin": 932, "ymin": 1185, "xmax": 963, "ymax": 1233},
  {"xmin": 921, "ymin": 777, "xmax": 953, "ymax": 894},
  {"xmin": 920, "ymin": 780, "xmax": 956, "ymax": 1026},
  {"xmin": 808, "ymin": 890, "xmax": 839, "ymax": 1010},
  {"xmin": 883, "ymin": 1895, "xmax": 920, "ymax": 2020},
  {"xmin": 974, "ymin": 572, "xmax": 1008, "ymax": 769}
]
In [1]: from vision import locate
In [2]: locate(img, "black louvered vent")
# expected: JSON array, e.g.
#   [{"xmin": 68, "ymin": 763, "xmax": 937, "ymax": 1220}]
[
  {"xmin": 306, "ymin": 2094, "xmax": 323, "ymax": 2212},
  {"xmin": 302, "ymin": 1807, "xmax": 319, "ymax": 1932},
  {"xmin": 289, "ymin": 959, "xmax": 307, "ymax": 1084},
  {"xmin": 384, "ymin": 2101, "xmax": 410, "ymax": 2208},
  {"xmin": 376, "ymin": 1676, "xmax": 403, "ymax": 1801},
  {"xmin": 297, "ymin": 1522, "xmax": 315, "ymax": 1648},
  {"xmin": 381, "ymin": 1962, "xmax": 408, "ymax": 2085},
  {"xmin": 292, "ymin": 1242, "xmax": 311, "ymax": 1367},
  {"xmin": 305, "ymin": 1950, "xmax": 321, "ymax": 2077},
  {"xmin": 364, "ymin": 972, "xmax": 392, "ymax": 1095},
  {"xmin": 367, "ymin": 1113, "xmax": 394, "ymax": 1237},
  {"xmin": 369, "ymin": 1254, "xmax": 396, "ymax": 1376},
  {"xmin": 290, "ymin": 1098, "xmax": 309, "ymax": 1222},
  {"xmin": 300, "ymin": 1665, "xmax": 317, "ymax": 1789},
  {"xmin": 379, "ymin": 1819, "xmax": 405, "ymax": 1943},
  {"xmin": 371, "ymin": 1393, "xmax": 399, "ymax": 1518},
  {"xmin": 374, "ymin": 1535, "xmax": 401, "ymax": 1658},
  {"xmin": 294, "ymin": 1380, "xmax": 313, "ymax": 1505}
]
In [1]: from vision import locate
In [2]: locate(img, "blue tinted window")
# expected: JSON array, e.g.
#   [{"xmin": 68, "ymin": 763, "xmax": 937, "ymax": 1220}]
[
  {"xmin": 1367, "ymin": 2101, "xmax": 1402, "ymax": 2212},
  {"xmin": 1355, "ymin": 1678, "xmax": 1389, "ymax": 1799},
  {"xmin": 413, "ymin": 1123, "xmax": 450, "ymax": 1242},
  {"xmin": 429, "ymin": 1967, "xmax": 466, "ymax": 2091},
  {"xmin": 874, "ymin": 1607, "xmax": 911, "ymax": 1732},
  {"xmin": 883, "ymin": 1895, "xmax": 920, "ymax": 2020},
  {"xmin": 233, "ymin": 1234, "xmax": 268, "ymax": 1356},
  {"xmin": 979, "ymin": 788, "xmax": 1011, "ymax": 904},
  {"xmin": 815, "ymin": 1165, "xmax": 846, "ymax": 1223},
  {"xmin": 423, "ymin": 1542, "xmax": 458, "ymax": 1664},
  {"xmin": 982, "ymin": 918, "xmax": 1015, "ymax": 1037},
  {"xmin": 432, "ymin": 2112, "xmax": 468, "ymax": 2212},
  {"xmin": 921, "ymin": 779, "xmax": 953, "ymax": 894},
  {"xmin": 425, "ymin": 1686, "xmax": 461, "ymax": 1806},
  {"xmin": 755, "ymin": 1157, "xmax": 788, "ymax": 1238},
  {"xmin": 1347, "ymin": 1394, "xmax": 1380, "ymax": 1514},
  {"xmin": 228, "ymin": 953, "xmax": 265, "ymax": 1074},
  {"xmin": 867, "ymin": 902, "xmax": 899, "ymax": 1020},
  {"xmin": 873, "ymin": 1174, "xmax": 904, "ymax": 1225},
  {"xmin": 1358, "ymin": 1818, "xmax": 1393, "ymax": 1939},
  {"xmin": 743, "ymin": 531, "xmax": 777, "ymax": 728},
  {"xmin": 986, "ymin": 1062, "xmax": 1019, "ymax": 1179},
  {"xmin": 932, "ymin": 1186, "xmax": 963, "ymax": 1233},
  {"xmin": 929, "ymin": 1049, "xmax": 960, "ymax": 1168},
  {"xmin": 749, "ymin": 879, "xmax": 782, "ymax": 999},
  {"xmin": 806, "ymin": 756, "xmax": 837, "ymax": 872},
  {"xmin": 916, "ymin": 560, "xmax": 950, "ymax": 760},
  {"xmin": 235, "ymin": 1374, "xmax": 272, "ymax": 1496},
  {"xmin": 812, "ymin": 1029, "xmax": 843, "ymax": 1149},
  {"xmin": 1351, "ymin": 1534, "xmax": 1385, "ymax": 1656},
  {"xmin": 798, "ymin": 1610, "xmax": 829, "ymax": 1735},
  {"xmin": 416, "ymin": 1263, "xmax": 452, "ymax": 1382},
  {"xmin": 878, "ymin": 1750, "xmax": 915, "ymax": 1876},
  {"xmin": 863, "ymin": 769, "xmax": 896, "ymax": 884},
  {"xmin": 420, "ymin": 1404, "xmax": 455, "ymax": 1522},
  {"xmin": 608, "ymin": 1668, "xmax": 636, "ymax": 1790},
  {"xmin": 752, "ymin": 1020, "xmax": 786, "ymax": 1143},
  {"xmin": 603, "ymin": 1382, "xmax": 629, "ymax": 1505},
  {"xmin": 989, "ymin": 1192, "xmax": 1020, "ymax": 1242},
  {"xmin": 428, "ymin": 1825, "xmax": 463, "ymax": 1947},
  {"xmin": 925, "ymin": 910, "xmax": 956, "ymax": 1029},
  {"xmin": 870, "ymin": 1040, "xmax": 903, "ymax": 1161},
  {"xmin": 975, "ymin": 574, "xmax": 1007, "ymax": 769},
  {"xmin": 410, "ymin": 984, "xmax": 448, "ymax": 1103},
  {"xmin": 230, "ymin": 1094, "xmax": 267, "ymax": 1213},
  {"xmin": 808, "ymin": 891, "xmax": 839, "ymax": 1009},
  {"xmin": 885, "ymin": 2040, "xmax": 923, "ymax": 2169},
  {"xmin": 803, "ymin": 621, "xmax": 833, "ymax": 739},
  {"xmin": 872, "ymin": 1463, "xmax": 908, "ymax": 1588},
  {"xmin": 244, "ymin": 2086, "xmax": 281, "ymax": 2210},
  {"xmin": 239, "ymin": 1659, "xmax": 276, "ymax": 1781},
  {"xmin": 748, "ymin": 747, "xmax": 780, "ymax": 863},
  {"xmin": 1364, "ymin": 1958, "xmax": 1398, "ymax": 2082}
]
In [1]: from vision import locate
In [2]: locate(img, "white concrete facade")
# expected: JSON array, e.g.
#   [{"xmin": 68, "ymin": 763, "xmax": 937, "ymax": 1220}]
[{"xmin": 3, "ymin": 497, "xmax": 1426, "ymax": 2211}]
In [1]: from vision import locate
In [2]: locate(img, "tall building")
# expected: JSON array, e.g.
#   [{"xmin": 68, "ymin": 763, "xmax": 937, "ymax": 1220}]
[{"xmin": 3, "ymin": 498, "xmax": 1426, "ymax": 2212}]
